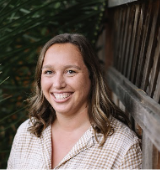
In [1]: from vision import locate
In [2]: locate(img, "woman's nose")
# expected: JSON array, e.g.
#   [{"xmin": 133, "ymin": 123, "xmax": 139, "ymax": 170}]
[{"xmin": 53, "ymin": 73, "xmax": 66, "ymax": 89}]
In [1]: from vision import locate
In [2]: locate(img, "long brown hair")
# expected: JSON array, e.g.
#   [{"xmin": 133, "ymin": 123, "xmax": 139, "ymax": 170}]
[{"xmin": 28, "ymin": 33, "xmax": 129, "ymax": 145}]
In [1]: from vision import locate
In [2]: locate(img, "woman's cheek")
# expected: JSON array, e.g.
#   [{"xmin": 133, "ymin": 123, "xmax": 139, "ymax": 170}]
[{"xmin": 41, "ymin": 77, "xmax": 53, "ymax": 91}]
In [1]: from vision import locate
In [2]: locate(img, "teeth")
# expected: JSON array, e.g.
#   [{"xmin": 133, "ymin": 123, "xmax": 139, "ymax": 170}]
[{"xmin": 54, "ymin": 93, "xmax": 71, "ymax": 100}]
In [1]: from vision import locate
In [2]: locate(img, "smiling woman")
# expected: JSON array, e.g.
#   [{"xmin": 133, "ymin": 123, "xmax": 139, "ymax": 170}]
[
  {"xmin": 7, "ymin": 33, "xmax": 142, "ymax": 169},
  {"xmin": 41, "ymin": 43, "xmax": 91, "ymax": 118}
]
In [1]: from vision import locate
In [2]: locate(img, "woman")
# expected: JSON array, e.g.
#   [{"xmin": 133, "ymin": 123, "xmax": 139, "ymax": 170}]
[{"xmin": 7, "ymin": 33, "xmax": 142, "ymax": 169}]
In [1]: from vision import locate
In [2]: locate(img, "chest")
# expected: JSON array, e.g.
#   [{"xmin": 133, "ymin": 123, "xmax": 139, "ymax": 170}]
[
  {"xmin": 51, "ymin": 132, "xmax": 81, "ymax": 168},
  {"xmin": 51, "ymin": 144, "xmax": 119, "ymax": 169}
]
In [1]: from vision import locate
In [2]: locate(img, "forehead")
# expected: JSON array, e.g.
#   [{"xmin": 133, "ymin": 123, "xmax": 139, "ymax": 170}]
[
  {"xmin": 43, "ymin": 43, "xmax": 84, "ymax": 66},
  {"xmin": 46, "ymin": 43, "xmax": 80, "ymax": 54}
]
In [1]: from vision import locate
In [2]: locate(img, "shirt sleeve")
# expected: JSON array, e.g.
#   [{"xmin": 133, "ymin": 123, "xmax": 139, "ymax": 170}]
[
  {"xmin": 7, "ymin": 131, "xmax": 19, "ymax": 169},
  {"xmin": 7, "ymin": 120, "xmax": 29, "ymax": 169},
  {"xmin": 118, "ymin": 142, "xmax": 142, "ymax": 169}
]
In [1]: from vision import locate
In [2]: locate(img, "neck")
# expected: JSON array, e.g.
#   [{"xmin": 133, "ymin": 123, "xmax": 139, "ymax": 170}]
[{"xmin": 52, "ymin": 107, "xmax": 91, "ymax": 133}]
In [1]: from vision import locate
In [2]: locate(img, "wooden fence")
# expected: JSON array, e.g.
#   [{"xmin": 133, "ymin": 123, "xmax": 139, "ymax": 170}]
[{"xmin": 104, "ymin": 0, "xmax": 160, "ymax": 168}]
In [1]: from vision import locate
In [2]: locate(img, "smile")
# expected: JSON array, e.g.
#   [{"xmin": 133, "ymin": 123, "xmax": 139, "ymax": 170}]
[{"xmin": 53, "ymin": 93, "xmax": 72, "ymax": 101}]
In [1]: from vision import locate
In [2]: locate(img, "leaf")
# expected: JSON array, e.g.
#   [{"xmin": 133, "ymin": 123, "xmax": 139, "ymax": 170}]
[{"xmin": 0, "ymin": 77, "xmax": 9, "ymax": 86}]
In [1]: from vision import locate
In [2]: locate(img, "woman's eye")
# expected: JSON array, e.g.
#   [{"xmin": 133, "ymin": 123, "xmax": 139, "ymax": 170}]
[
  {"xmin": 44, "ymin": 70, "xmax": 52, "ymax": 75},
  {"xmin": 67, "ymin": 70, "xmax": 76, "ymax": 74}
]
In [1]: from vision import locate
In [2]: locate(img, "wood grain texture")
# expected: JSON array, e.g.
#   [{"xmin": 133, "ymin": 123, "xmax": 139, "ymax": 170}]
[{"xmin": 106, "ymin": 67, "xmax": 160, "ymax": 150}]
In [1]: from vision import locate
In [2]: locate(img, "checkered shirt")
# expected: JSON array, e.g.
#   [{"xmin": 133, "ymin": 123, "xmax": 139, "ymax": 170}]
[{"xmin": 7, "ymin": 117, "xmax": 142, "ymax": 169}]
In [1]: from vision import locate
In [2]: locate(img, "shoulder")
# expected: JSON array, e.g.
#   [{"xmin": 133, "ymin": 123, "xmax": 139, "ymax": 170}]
[
  {"xmin": 90, "ymin": 117, "xmax": 142, "ymax": 168},
  {"xmin": 12, "ymin": 119, "xmax": 40, "ymax": 148},
  {"xmin": 17, "ymin": 119, "xmax": 32, "ymax": 132},
  {"xmin": 12, "ymin": 119, "xmax": 52, "ymax": 147},
  {"xmin": 108, "ymin": 117, "xmax": 140, "ymax": 148},
  {"xmin": 7, "ymin": 119, "xmax": 51, "ymax": 169},
  {"xmin": 105, "ymin": 117, "xmax": 142, "ymax": 168},
  {"xmin": 112, "ymin": 117, "xmax": 139, "ymax": 139},
  {"xmin": 15, "ymin": 119, "xmax": 33, "ymax": 138},
  {"xmin": 95, "ymin": 117, "xmax": 141, "ymax": 152}
]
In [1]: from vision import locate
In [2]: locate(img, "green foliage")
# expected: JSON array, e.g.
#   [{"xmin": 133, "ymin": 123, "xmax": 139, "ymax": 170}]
[{"xmin": 0, "ymin": 0, "xmax": 106, "ymax": 168}]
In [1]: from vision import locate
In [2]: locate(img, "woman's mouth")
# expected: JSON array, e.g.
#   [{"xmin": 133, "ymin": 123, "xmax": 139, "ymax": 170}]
[{"xmin": 51, "ymin": 92, "xmax": 72, "ymax": 101}]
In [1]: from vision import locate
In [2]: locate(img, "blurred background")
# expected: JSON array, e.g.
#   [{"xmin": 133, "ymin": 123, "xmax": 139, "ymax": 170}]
[{"xmin": 0, "ymin": 0, "xmax": 106, "ymax": 168}]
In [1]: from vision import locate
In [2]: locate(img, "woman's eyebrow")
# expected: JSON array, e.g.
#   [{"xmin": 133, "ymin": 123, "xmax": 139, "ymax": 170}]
[
  {"xmin": 42, "ymin": 65, "xmax": 52, "ymax": 69},
  {"xmin": 42, "ymin": 65, "xmax": 81, "ymax": 70},
  {"xmin": 65, "ymin": 65, "xmax": 81, "ymax": 70}
]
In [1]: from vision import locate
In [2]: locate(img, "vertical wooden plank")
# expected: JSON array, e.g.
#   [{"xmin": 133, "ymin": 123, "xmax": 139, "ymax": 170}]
[
  {"xmin": 147, "ymin": 24, "xmax": 160, "ymax": 97},
  {"xmin": 119, "ymin": 100, "xmax": 125, "ymax": 112},
  {"xmin": 158, "ymin": 151, "xmax": 160, "ymax": 168},
  {"xmin": 153, "ymin": 70, "xmax": 160, "ymax": 103},
  {"xmin": 135, "ymin": 122, "xmax": 142, "ymax": 139},
  {"xmin": 113, "ymin": 9, "xmax": 123, "ymax": 68},
  {"xmin": 123, "ymin": 5, "xmax": 136, "ymax": 76},
  {"xmin": 130, "ymin": 3, "xmax": 145, "ymax": 83},
  {"xmin": 130, "ymin": 114, "xmax": 135, "ymax": 131},
  {"xmin": 158, "ymin": 152, "xmax": 160, "ymax": 169},
  {"xmin": 152, "ymin": 145, "xmax": 160, "ymax": 169},
  {"xmin": 141, "ymin": 1, "xmax": 160, "ymax": 91},
  {"xmin": 119, "ymin": 6, "xmax": 130, "ymax": 73},
  {"xmin": 111, "ymin": 92, "xmax": 120, "ymax": 106},
  {"xmin": 112, "ymin": 10, "xmax": 118, "ymax": 67},
  {"xmin": 127, "ymin": 4, "xmax": 140, "ymax": 79},
  {"xmin": 135, "ymin": 1, "xmax": 152, "ymax": 87},
  {"xmin": 115, "ymin": 8, "xmax": 124, "ymax": 70},
  {"xmin": 142, "ymin": 132, "xmax": 153, "ymax": 169},
  {"xmin": 117, "ymin": 7, "xmax": 128, "ymax": 71}
]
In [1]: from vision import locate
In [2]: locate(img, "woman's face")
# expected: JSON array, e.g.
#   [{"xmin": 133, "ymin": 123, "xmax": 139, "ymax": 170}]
[{"xmin": 41, "ymin": 43, "xmax": 91, "ymax": 116}]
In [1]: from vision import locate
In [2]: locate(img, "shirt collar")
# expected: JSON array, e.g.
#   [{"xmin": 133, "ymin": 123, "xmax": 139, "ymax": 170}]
[
  {"xmin": 40, "ymin": 125, "xmax": 52, "ymax": 169},
  {"xmin": 40, "ymin": 125, "xmax": 100, "ymax": 169},
  {"xmin": 56, "ymin": 126, "xmax": 95, "ymax": 168}
]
